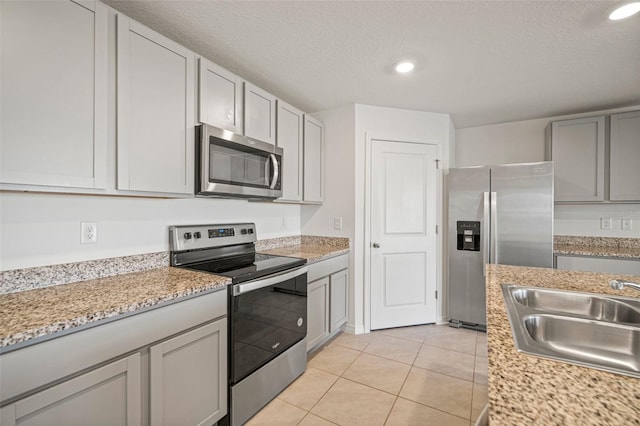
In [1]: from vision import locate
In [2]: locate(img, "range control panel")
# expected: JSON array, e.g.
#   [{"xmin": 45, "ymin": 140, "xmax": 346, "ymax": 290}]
[{"xmin": 169, "ymin": 223, "xmax": 256, "ymax": 252}]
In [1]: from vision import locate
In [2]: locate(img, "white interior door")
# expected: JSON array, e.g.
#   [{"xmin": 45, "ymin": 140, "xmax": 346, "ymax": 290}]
[{"xmin": 370, "ymin": 140, "xmax": 437, "ymax": 330}]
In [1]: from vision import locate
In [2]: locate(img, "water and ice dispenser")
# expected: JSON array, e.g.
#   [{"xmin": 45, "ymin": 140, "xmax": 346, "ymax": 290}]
[{"xmin": 456, "ymin": 221, "xmax": 480, "ymax": 251}]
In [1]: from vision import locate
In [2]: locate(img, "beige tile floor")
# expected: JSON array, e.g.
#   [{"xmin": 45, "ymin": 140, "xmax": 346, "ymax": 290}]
[{"xmin": 247, "ymin": 324, "xmax": 488, "ymax": 426}]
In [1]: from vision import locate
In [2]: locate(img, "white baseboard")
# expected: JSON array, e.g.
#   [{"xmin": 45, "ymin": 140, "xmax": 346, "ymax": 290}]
[{"xmin": 344, "ymin": 322, "xmax": 366, "ymax": 335}]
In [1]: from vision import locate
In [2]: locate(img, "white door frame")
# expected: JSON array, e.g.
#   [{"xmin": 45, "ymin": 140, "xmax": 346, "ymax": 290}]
[{"xmin": 364, "ymin": 133, "xmax": 444, "ymax": 333}]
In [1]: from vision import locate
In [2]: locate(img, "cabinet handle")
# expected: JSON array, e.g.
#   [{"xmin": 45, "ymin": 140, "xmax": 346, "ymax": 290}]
[{"xmin": 372, "ymin": 242, "xmax": 381, "ymax": 248}]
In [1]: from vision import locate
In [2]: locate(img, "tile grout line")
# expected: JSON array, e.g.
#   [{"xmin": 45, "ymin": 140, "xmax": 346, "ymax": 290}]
[
  {"xmin": 302, "ymin": 345, "xmax": 366, "ymax": 425},
  {"xmin": 267, "ymin": 326, "xmax": 488, "ymax": 425}
]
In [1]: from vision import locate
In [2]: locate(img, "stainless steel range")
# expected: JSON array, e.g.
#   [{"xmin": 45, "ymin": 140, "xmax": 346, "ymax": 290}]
[{"xmin": 169, "ymin": 223, "xmax": 307, "ymax": 426}]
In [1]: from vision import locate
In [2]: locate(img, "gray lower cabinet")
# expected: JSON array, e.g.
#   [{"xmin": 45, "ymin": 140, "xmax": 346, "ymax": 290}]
[
  {"xmin": 150, "ymin": 320, "xmax": 227, "ymax": 426},
  {"xmin": 306, "ymin": 254, "xmax": 349, "ymax": 352},
  {"xmin": 555, "ymin": 255, "xmax": 640, "ymax": 275},
  {"xmin": 0, "ymin": 290, "xmax": 227, "ymax": 426},
  {"xmin": 307, "ymin": 277, "xmax": 330, "ymax": 351},
  {"xmin": 0, "ymin": 354, "xmax": 141, "ymax": 426},
  {"xmin": 329, "ymin": 269, "xmax": 349, "ymax": 333}
]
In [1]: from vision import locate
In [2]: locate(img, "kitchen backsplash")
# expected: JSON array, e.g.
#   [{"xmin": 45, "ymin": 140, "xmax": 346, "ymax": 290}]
[
  {"xmin": 0, "ymin": 252, "xmax": 169, "ymax": 295},
  {"xmin": 1, "ymin": 235, "xmax": 350, "ymax": 295}
]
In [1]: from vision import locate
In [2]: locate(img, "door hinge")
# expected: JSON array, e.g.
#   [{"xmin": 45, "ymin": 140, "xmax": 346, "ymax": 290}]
[
  {"xmin": 435, "ymin": 159, "xmax": 440, "ymax": 170},
  {"xmin": 435, "ymin": 290, "xmax": 438, "ymax": 299},
  {"xmin": 435, "ymin": 225, "xmax": 438, "ymax": 234}
]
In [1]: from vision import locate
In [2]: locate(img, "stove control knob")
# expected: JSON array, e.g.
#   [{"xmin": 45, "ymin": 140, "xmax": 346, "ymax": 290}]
[
  {"xmin": 193, "ymin": 232, "xmax": 201, "ymax": 239},
  {"xmin": 183, "ymin": 232, "xmax": 192, "ymax": 240},
  {"xmin": 241, "ymin": 229, "xmax": 247, "ymax": 235},
  {"xmin": 248, "ymin": 229, "xmax": 254, "ymax": 234}
]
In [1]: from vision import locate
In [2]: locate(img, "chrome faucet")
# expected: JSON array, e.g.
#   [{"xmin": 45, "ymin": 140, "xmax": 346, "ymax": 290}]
[{"xmin": 610, "ymin": 279, "xmax": 640, "ymax": 293}]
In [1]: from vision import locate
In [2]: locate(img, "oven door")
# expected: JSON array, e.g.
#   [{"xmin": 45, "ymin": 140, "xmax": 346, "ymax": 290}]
[
  {"xmin": 197, "ymin": 124, "xmax": 282, "ymax": 199},
  {"xmin": 229, "ymin": 266, "xmax": 308, "ymax": 385}
]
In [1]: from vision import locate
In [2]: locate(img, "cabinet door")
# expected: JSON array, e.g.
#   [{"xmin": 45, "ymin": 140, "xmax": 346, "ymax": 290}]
[
  {"xmin": 550, "ymin": 116, "xmax": 605, "ymax": 202},
  {"xmin": 150, "ymin": 319, "xmax": 227, "ymax": 426},
  {"xmin": 330, "ymin": 269, "xmax": 349, "ymax": 333},
  {"xmin": 609, "ymin": 110, "xmax": 640, "ymax": 201},
  {"xmin": 117, "ymin": 15, "xmax": 194, "ymax": 194},
  {"xmin": 244, "ymin": 83, "xmax": 276, "ymax": 144},
  {"xmin": 276, "ymin": 100, "xmax": 304, "ymax": 202},
  {"xmin": 198, "ymin": 58, "xmax": 243, "ymax": 133},
  {"xmin": 0, "ymin": 0, "xmax": 107, "ymax": 189},
  {"xmin": 303, "ymin": 115, "xmax": 324, "ymax": 203},
  {"xmin": 307, "ymin": 277, "xmax": 330, "ymax": 351},
  {"xmin": 0, "ymin": 354, "xmax": 141, "ymax": 426}
]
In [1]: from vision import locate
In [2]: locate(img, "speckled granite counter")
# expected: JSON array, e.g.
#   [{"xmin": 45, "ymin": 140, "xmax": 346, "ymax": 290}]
[
  {"xmin": 486, "ymin": 264, "xmax": 640, "ymax": 425},
  {"xmin": 0, "ymin": 235, "xmax": 349, "ymax": 350},
  {"xmin": 554, "ymin": 235, "xmax": 640, "ymax": 259},
  {"xmin": 0, "ymin": 268, "xmax": 229, "ymax": 349},
  {"xmin": 257, "ymin": 235, "xmax": 350, "ymax": 263}
]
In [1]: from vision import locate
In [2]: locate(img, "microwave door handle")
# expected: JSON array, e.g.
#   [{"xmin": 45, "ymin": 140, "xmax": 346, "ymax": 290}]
[{"xmin": 269, "ymin": 154, "xmax": 279, "ymax": 189}]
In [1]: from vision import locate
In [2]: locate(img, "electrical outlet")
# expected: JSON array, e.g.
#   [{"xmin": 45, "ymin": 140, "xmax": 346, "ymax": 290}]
[
  {"xmin": 333, "ymin": 217, "xmax": 343, "ymax": 230},
  {"xmin": 81, "ymin": 222, "xmax": 98, "ymax": 244},
  {"xmin": 621, "ymin": 218, "xmax": 632, "ymax": 231},
  {"xmin": 600, "ymin": 218, "xmax": 612, "ymax": 230}
]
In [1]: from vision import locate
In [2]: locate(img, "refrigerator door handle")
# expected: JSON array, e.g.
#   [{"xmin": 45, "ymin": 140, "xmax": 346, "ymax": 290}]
[
  {"xmin": 490, "ymin": 192, "xmax": 497, "ymax": 264},
  {"xmin": 483, "ymin": 192, "xmax": 490, "ymax": 276}
]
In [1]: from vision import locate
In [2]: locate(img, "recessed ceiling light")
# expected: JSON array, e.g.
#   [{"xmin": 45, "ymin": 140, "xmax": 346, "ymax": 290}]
[
  {"xmin": 609, "ymin": 2, "xmax": 640, "ymax": 20},
  {"xmin": 394, "ymin": 61, "xmax": 415, "ymax": 74}
]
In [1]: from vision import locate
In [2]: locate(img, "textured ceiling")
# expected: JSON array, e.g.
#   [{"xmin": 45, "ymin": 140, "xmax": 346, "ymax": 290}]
[{"xmin": 102, "ymin": 0, "xmax": 640, "ymax": 128}]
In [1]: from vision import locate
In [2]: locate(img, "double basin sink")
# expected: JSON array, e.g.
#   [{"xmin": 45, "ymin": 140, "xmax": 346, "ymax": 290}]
[{"xmin": 501, "ymin": 284, "xmax": 640, "ymax": 378}]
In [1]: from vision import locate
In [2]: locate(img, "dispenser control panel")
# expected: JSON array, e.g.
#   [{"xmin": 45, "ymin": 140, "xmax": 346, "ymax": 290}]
[{"xmin": 456, "ymin": 221, "xmax": 480, "ymax": 251}]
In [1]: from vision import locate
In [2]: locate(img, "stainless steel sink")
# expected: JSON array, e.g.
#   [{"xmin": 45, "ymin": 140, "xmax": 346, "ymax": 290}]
[
  {"xmin": 502, "ymin": 284, "xmax": 640, "ymax": 378},
  {"xmin": 510, "ymin": 287, "xmax": 640, "ymax": 324}
]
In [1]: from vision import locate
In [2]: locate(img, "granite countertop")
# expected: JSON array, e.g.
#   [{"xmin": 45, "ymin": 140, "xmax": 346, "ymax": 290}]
[
  {"xmin": 554, "ymin": 235, "xmax": 640, "ymax": 259},
  {"xmin": 0, "ymin": 235, "xmax": 350, "ymax": 350},
  {"xmin": 256, "ymin": 235, "xmax": 350, "ymax": 263},
  {"xmin": 486, "ymin": 264, "xmax": 640, "ymax": 425},
  {"xmin": 0, "ymin": 268, "xmax": 230, "ymax": 349}
]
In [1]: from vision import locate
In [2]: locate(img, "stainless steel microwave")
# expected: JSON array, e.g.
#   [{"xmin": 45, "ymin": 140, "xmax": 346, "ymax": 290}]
[{"xmin": 196, "ymin": 124, "xmax": 283, "ymax": 199}]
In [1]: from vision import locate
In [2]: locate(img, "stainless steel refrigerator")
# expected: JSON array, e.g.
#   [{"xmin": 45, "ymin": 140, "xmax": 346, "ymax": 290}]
[{"xmin": 447, "ymin": 161, "xmax": 554, "ymax": 329}]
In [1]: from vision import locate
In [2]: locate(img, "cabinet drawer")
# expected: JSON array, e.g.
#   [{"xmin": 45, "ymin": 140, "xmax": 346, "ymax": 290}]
[
  {"xmin": 307, "ymin": 254, "xmax": 349, "ymax": 282},
  {"xmin": 556, "ymin": 255, "xmax": 640, "ymax": 275}
]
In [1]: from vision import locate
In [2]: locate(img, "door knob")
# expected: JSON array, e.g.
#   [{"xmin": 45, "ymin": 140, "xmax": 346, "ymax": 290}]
[{"xmin": 372, "ymin": 242, "xmax": 381, "ymax": 248}]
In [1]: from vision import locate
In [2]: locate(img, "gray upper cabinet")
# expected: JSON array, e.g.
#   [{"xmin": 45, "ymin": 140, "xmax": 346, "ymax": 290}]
[
  {"xmin": 276, "ymin": 101, "xmax": 304, "ymax": 202},
  {"xmin": 609, "ymin": 110, "xmax": 640, "ymax": 202},
  {"xmin": 116, "ymin": 15, "xmax": 194, "ymax": 195},
  {"xmin": 303, "ymin": 115, "xmax": 325, "ymax": 203},
  {"xmin": 244, "ymin": 83, "xmax": 277, "ymax": 144},
  {"xmin": 547, "ymin": 116, "xmax": 606, "ymax": 202},
  {"xmin": 0, "ymin": 354, "xmax": 141, "ymax": 426},
  {"xmin": 0, "ymin": 0, "xmax": 108, "ymax": 190},
  {"xmin": 198, "ymin": 58, "xmax": 243, "ymax": 133}
]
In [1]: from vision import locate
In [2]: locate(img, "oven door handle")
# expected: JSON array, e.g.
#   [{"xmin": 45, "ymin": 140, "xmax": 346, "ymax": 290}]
[{"xmin": 233, "ymin": 265, "xmax": 308, "ymax": 296}]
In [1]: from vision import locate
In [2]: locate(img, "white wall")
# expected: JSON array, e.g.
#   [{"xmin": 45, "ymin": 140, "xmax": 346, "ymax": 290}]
[
  {"xmin": 455, "ymin": 105, "xmax": 640, "ymax": 238},
  {"xmin": 0, "ymin": 192, "xmax": 301, "ymax": 271},
  {"xmin": 302, "ymin": 104, "xmax": 356, "ymax": 239},
  {"xmin": 354, "ymin": 105, "xmax": 453, "ymax": 331},
  {"xmin": 303, "ymin": 103, "xmax": 453, "ymax": 334},
  {"xmin": 301, "ymin": 104, "xmax": 356, "ymax": 329}
]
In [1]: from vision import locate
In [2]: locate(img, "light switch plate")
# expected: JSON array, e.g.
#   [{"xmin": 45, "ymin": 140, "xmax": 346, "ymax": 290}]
[
  {"xmin": 333, "ymin": 217, "xmax": 343, "ymax": 230},
  {"xmin": 621, "ymin": 218, "xmax": 632, "ymax": 231},
  {"xmin": 600, "ymin": 218, "xmax": 612, "ymax": 230}
]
